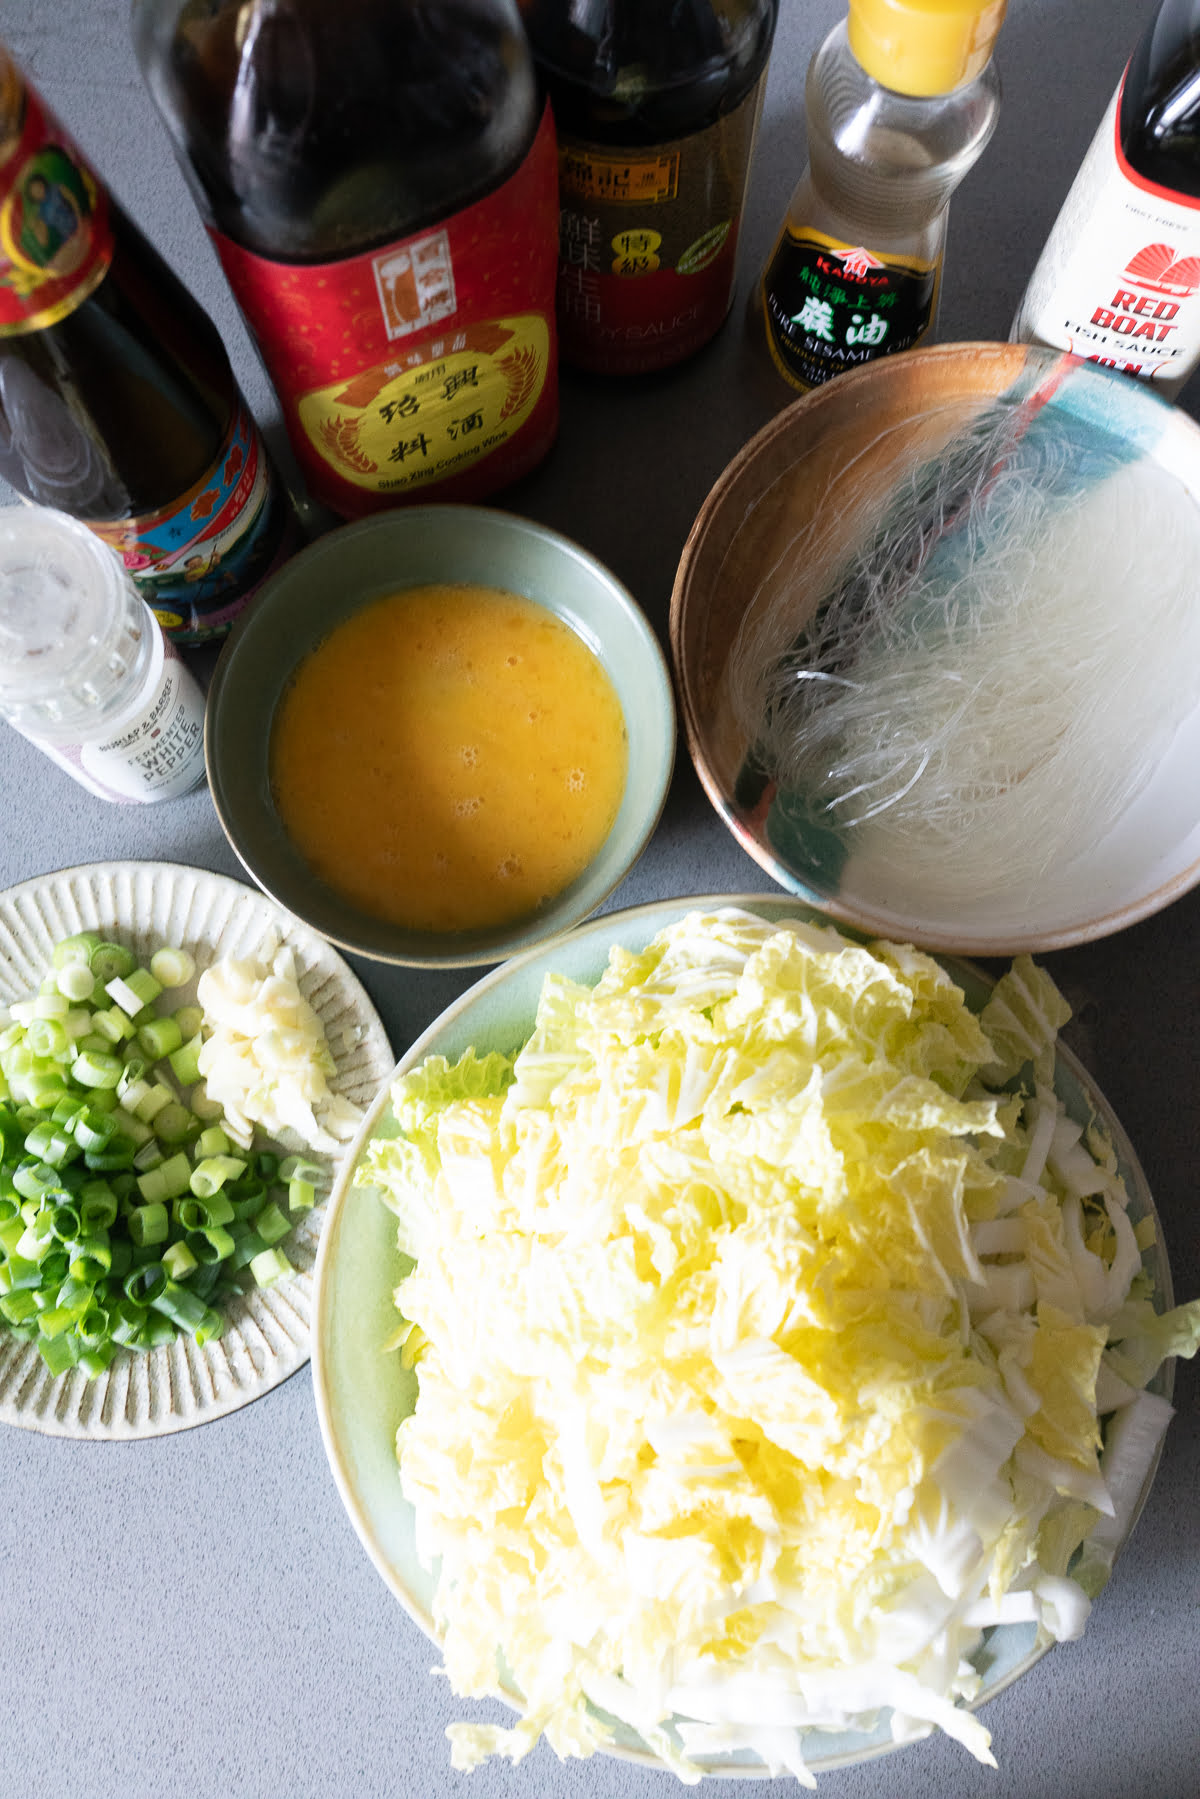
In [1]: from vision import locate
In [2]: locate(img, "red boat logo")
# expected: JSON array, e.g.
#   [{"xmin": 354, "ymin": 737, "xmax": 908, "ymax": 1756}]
[{"xmin": 1124, "ymin": 241, "xmax": 1200, "ymax": 297}]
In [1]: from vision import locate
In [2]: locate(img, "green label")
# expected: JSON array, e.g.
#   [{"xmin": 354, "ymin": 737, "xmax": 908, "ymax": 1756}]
[{"xmin": 762, "ymin": 226, "xmax": 939, "ymax": 390}]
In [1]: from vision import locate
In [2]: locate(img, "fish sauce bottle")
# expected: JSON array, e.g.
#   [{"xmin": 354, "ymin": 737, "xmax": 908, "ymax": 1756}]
[
  {"xmin": 132, "ymin": 0, "xmax": 560, "ymax": 518},
  {"xmin": 521, "ymin": 0, "xmax": 779, "ymax": 374},
  {"xmin": 1011, "ymin": 0, "xmax": 1200, "ymax": 397},
  {"xmin": 0, "ymin": 42, "xmax": 295, "ymax": 646},
  {"xmin": 759, "ymin": 0, "xmax": 1004, "ymax": 392}
]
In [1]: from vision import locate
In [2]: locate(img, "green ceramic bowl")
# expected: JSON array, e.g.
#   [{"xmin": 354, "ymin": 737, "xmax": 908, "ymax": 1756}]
[
  {"xmin": 312, "ymin": 892, "xmax": 1175, "ymax": 1781},
  {"xmin": 205, "ymin": 505, "xmax": 676, "ymax": 967}
]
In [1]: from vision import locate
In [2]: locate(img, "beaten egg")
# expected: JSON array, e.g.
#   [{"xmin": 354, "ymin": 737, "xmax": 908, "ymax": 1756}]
[{"xmin": 269, "ymin": 582, "xmax": 628, "ymax": 933}]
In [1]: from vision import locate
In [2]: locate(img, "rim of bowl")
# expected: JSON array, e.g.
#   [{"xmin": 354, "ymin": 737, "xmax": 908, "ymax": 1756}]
[
  {"xmin": 669, "ymin": 344, "xmax": 1200, "ymax": 954},
  {"xmin": 206, "ymin": 504, "xmax": 677, "ymax": 968}
]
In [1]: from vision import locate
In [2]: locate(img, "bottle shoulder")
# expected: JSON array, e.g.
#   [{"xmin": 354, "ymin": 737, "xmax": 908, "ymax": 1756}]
[
  {"xmin": 523, "ymin": 0, "xmax": 778, "ymax": 144},
  {"xmin": 807, "ymin": 21, "xmax": 1001, "ymax": 175},
  {"xmin": 133, "ymin": 0, "xmax": 545, "ymax": 260},
  {"xmin": 1119, "ymin": 0, "xmax": 1200, "ymax": 198}
]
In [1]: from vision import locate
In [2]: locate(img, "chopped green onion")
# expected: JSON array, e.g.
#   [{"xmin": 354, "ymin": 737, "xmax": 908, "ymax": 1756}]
[
  {"xmin": 53, "ymin": 932, "xmax": 104, "ymax": 970},
  {"xmin": 89, "ymin": 942, "xmax": 136, "ymax": 984},
  {"xmin": 136, "ymin": 1152, "xmax": 193, "ymax": 1205},
  {"xmin": 0, "ymin": 929, "xmax": 313, "ymax": 1377},
  {"xmin": 189, "ymin": 1155, "xmax": 246, "ymax": 1199},
  {"xmin": 123, "ymin": 1263, "xmax": 167, "ymax": 1308},
  {"xmin": 137, "ymin": 1015, "xmax": 183, "ymax": 1062},
  {"xmin": 172, "ymin": 1006, "xmax": 204, "ymax": 1042},
  {"xmin": 249, "ymin": 1246, "xmax": 294, "ymax": 1288},
  {"xmin": 195, "ymin": 1124, "xmax": 231, "ymax": 1160},
  {"xmin": 153, "ymin": 1102, "xmax": 197, "ymax": 1146},
  {"xmin": 37, "ymin": 1330, "xmax": 80, "ymax": 1375},
  {"xmin": 129, "ymin": 1202, "xmax": 169, "ymax": 1248},
  {"xmin": 149, "ymin": 948, "xmax": 195, "ymax": 989},
  {"xmin": 167, "ymin": 1034, "xmax": 204, "ymax": 1088},
  {"xmin": 132, "ymin": 1082, "xmax": 175, "ymax": 1124},
  {"xmin": 253, "ymin": 1201, "xmax": 291, "ymax": 1246},
  {"xmin": 91, "ymin": 1006, "xmax": 136, "ymax": 1044},
  {"xmin": 27, "ymin": 1017, "xmax": 69, "ymax": 1060},
  {"xmin": 78, "ymin": 1183, "xmax": 119, "ymax": 1231},
  {"xmin": 70, "ymin": 1049, "xmax": 123, "ymax": 1091},
  {"xmin": 149, "ymin": 1279, "xmax": 208, "ymax": 1332},
  {"xmin": 161, "ymin": 1240, "xmax": 197, "ymax": 1281},
  {"xmin": 54, "ymin": 961, "xmax": 98, "ymax": 1004}
]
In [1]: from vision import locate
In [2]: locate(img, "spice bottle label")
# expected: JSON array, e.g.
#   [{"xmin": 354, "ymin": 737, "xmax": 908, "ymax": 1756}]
[
  {"xmin": 1012, "ymin": 87, "xmax": 1200, "ymax": 397},
  {"xmin": 89, "ymin": 399, "xmax": 295, "ymax": 646},
  {"xmin": 555, "ymin": 75, "xmax": 767, "ymax": 374},
  {"xmin": 0, "ymin": 77, "xmax": 113, "ymax": 334},
  {"xmin": 208, "ymin": 104, "xmax": 559, "ymax": 516},
  {"xmin": 762, "ymin": 226, "xmax": 939, "ymax": 390},
  {"xmin": 17, "ymin": 636, "xmax": 207, "ymax": 804}
]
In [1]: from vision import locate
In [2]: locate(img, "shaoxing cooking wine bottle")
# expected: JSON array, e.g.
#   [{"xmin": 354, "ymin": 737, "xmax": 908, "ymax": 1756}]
[
  {"xmin": 0, "ymin": 41, "xmax": 294, "ymax": 645},
  {"xmin": 1012, "ymin": 0, "xmax": 1200, "ymax": 397},
  {"xmin": 132, "ymin": 0, "xmax": 560, "ymax": 518},
  {"xmin": 520, "ymin": 0, "xmax": 778, "ymax": 374}
]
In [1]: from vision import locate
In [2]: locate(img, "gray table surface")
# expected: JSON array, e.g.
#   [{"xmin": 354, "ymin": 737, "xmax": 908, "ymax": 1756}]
[{"xmin": 2, "ymin": 3, "xmax": 1198, "ymax": 1797}]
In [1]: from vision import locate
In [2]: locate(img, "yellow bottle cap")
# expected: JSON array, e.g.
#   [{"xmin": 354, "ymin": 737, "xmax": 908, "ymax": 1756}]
[{"xmin": 848, "ymin": 0, "xmax": 1007, "ymax": 97}]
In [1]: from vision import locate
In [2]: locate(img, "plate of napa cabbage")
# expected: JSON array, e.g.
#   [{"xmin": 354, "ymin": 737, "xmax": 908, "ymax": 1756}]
[{"xmin": 312, "ymin": 894, "xmax": 1200, "ymax": 1785}]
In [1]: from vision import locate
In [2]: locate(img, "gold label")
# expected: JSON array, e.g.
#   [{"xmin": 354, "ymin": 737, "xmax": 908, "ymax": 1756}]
[
  {"xmin": 296, "ymin": 315, "xmax": 550, "ymax": 496},
  {"xmin": 559, "ymin": 147, "xmax": 680, "ymax": 206}
]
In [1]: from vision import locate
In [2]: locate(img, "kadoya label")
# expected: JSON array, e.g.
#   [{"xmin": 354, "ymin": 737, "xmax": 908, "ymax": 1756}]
[
  {"xmin": 1011, "ymin": 85, "xmax": 1200, "ymax": 398},
  {"xmin": 210, "ymin": 105, "xmax": 560, "ymax": 517},
  {"xmin": 0, "ymin": 75, "xmax": 113, "ymax": 334},
  {"xmin": 762, "ymin": 226, "xmax": 939, "ymax": 391}
]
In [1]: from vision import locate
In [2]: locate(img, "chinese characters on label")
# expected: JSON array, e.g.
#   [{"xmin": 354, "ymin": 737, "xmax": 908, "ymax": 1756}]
[
  {"xmin": 379, "ymin": 359, "xmax": 483, "ymax": 463},
  {"xmin": 762, "ymin": 231, "xmax": 938, "ymax": 391}
]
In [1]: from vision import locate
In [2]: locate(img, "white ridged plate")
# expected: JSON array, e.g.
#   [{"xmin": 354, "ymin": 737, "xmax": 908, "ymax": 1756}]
[{"xmin": 0, "ymin": 861, "xmax": 392, "ymax": 1438}]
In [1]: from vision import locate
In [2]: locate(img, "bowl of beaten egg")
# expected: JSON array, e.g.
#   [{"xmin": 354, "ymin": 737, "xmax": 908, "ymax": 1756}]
[{"xmin": 205, "ymin": 506, "xmax": 676, "ymax": 967}]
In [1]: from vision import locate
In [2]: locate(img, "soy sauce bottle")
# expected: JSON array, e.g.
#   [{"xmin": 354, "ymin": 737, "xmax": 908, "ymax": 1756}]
[
  {"xmin": 1012, "ymin": 0, "xmax": 1200, "ymax": 396},
  {"xmin": 0, "ymin": 41, "xmax": 294, "ymax": 645},
  {"xmin": 132, "ymin": 0, "xmax": 560, "ymax": 518},
  {"xmin": 521, "ymin": 0, "xmax": 778, "ymax": 374}
]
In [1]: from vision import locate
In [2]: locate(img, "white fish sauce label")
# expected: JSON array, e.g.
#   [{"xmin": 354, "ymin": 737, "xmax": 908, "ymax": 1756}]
[{"xmin": 1014, "ymin": 86, "xmax": 1200, "ymax": 397}]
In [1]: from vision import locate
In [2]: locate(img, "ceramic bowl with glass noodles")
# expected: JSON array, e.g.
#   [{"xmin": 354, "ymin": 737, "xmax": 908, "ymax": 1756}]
[
  {"xmin": 205, "ymin": 506, "xmax": 675, "ymax": 968},
  {"xmin": 671, "ymin": 343, "xmax": 1200, "ymax": 954}
]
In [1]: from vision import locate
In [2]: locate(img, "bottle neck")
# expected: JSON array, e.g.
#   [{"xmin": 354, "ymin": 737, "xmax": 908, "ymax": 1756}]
[
  {"xmin": 521, "ymin": 0, "xmax": 778, "ymax": 142},
  {"xmin": 803, "ymin": 19, "xmax": 1001, "ymax": 237},
  {"xmin": 134, "ymin": 0, "xmax": 544, "ymax": 261},
  {"xmin": 1120, "ymin": 0, "xmax": 1200, "ymax": 197}
]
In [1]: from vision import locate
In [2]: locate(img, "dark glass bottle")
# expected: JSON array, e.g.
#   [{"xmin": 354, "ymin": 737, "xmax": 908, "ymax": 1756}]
[
  {"xmin": 132, "ymin": 0, "xmax": 560, "ymax": 517},
  {"xmin": 0, "ymin": 41, "xmax": 294, "ymax": 645},
  {"xmin": 1123, "ymin": 0, "xmax": 1200, "ymax": 191},
  {"xmin": 1012, "ymin": 0, "xmax": 1200, "ymax": 396},
  {"xmin": 520, "ymin": 0, "xmax": 778, "ymax": 374}
]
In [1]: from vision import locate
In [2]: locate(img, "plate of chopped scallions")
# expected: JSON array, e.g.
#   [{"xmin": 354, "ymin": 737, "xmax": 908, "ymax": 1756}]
[{"xmin": 0, "ymin": 860, "xmax": 392, "ymax": 1437}]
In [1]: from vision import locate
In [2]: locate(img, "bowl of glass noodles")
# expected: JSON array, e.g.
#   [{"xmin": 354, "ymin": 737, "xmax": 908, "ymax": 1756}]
[{"xmin": 671, "ymin": 343, "xmax": 1200, "ymax": 953}]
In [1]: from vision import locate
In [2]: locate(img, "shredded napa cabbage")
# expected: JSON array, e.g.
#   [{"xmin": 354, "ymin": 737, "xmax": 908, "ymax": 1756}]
[{"xmin": 356, "ymin": 907, "xmax": 1200, "ymax": 1784}]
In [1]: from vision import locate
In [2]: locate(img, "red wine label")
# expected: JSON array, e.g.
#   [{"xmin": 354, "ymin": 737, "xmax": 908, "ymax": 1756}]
[
  {"xmin": 89, "ymin": 399, "xmax": 294, "ymax": 646},
  {"xmin": 761, "ymin": 227, "xmax": 939, "ymax": 390},
  {"xmin": 209, "ymin": 104, "xmax": 559, "ymax": 516},
  {"xmin": 554, "ymin": 75, "xmax": 767, "ymax": 374},
  {"xmin": 0, "ymin": 76, "xmax": 113, "ymax": 334},
  {"xmin": 1012, "ymin": 85, "xmax": 1200, "ymax": 397}
]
